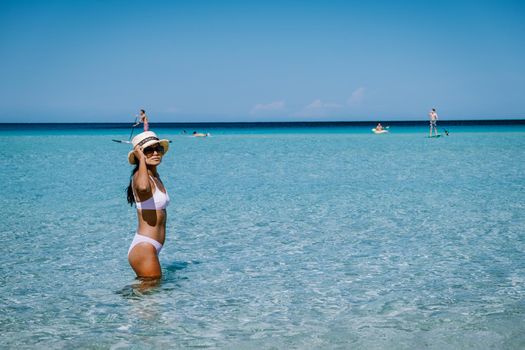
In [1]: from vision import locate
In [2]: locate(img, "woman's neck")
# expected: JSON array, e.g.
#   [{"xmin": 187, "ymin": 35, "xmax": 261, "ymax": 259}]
[{"xmin": 147, "ymin": 166, "xmax": 158, "ymax": 177}]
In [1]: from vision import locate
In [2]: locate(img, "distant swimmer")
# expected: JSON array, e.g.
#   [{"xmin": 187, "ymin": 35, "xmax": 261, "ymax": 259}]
[
  {"xmin": 134, "ymin": 109, "xmax": 149, "ymax": 132},
  {"xmin": 126, "ymin": 131, "xmax": 171, "ymax": 280},
  {"xmin": 192, "ymin": 131, "xmax": 209, "ymax": 137},
  {"xmin": 429, "ymin": 108, "xmax": 439, "ymax": 137}
]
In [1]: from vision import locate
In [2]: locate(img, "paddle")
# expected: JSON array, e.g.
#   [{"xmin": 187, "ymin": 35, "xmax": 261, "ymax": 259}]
[
  {"xmin": 112, "ymin": 116, "xmax": 138, "ymax": 143},
  {"xmin": 128, "ymin": 116, "xmax": 139, "ymax": 140}
]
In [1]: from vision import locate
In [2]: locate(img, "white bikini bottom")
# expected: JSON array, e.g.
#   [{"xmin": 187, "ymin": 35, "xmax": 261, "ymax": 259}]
[{"xmin": 128, "ymin": 233, "xmax": 163, "ymax": 257}]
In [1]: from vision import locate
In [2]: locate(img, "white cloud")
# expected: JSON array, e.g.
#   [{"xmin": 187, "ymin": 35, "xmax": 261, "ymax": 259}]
[
  {"xmin": 250, "ymin": 100, "xmax": 286, "ymax": 114},
  {"xmin": 296, "ymin": 99, "xmax": 342, "ymax": 117},
  {"xmin": 347, "ymin": 87, "xmax": 365, "ymax": 106},
  {"xmin": 305, "ymin": 99, "xmax": 342, "ymax": 110}
]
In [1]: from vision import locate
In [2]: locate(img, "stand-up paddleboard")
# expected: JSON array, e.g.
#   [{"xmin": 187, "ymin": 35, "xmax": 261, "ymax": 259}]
[
  {"xmin": 372, "ymin": 128, "xmax": 389, "ymax": 134},
  {"xmin": 112, "ymin": 115, "xmax": 174, "ymax": 144},
  {"xmin": 112, "ymin": 118, "xmax": 138, "ymax": 144}
]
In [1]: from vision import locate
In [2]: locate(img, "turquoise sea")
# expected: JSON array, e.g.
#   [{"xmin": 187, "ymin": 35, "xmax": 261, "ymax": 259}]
[{"xmin": 1, "ymin": 121, "xmax": 524, "ymax": 349}]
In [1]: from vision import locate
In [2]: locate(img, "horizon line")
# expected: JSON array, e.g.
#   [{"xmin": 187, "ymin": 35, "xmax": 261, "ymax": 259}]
[{"xmin": 0, "ymin": 118, "xmax": 525, "ymax": 125}]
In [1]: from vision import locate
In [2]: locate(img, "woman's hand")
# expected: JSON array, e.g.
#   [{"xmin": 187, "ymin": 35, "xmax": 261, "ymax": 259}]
[{"xmin": 134, "ymin": 145, "xmax": 146, "ymax": 163}]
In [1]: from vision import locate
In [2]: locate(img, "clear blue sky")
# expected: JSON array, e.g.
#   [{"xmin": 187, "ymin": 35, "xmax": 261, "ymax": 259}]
[{"xmin": 1, "ymin": 0, "xmax": 524, "ymax": 122}]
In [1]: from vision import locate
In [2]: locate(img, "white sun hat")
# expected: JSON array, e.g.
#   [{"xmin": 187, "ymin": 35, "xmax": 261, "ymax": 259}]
[{"xmin": 128, "ymin": 131, "xmax": 170, "ymax": 164}]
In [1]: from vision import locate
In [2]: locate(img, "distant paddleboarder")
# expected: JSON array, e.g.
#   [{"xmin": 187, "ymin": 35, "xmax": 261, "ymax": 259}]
[
  {"xmin": 134, "ymin": 109, "xmax": 150, "ymax": 132},
  {"xmin": 429, "ymin": 108, "xmax": 439, "ymax": 137}
]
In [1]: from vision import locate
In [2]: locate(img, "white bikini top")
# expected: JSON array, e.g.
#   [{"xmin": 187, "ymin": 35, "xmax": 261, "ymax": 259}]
[{"xmin": 133, "ymin": 176, "xmax": 170, "ymax": 210}]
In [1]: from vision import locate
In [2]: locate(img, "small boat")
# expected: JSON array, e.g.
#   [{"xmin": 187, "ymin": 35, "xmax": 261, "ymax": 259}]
[{"xmin": 372, "ymin": 128, "xmax": 389, "ymax": 134}]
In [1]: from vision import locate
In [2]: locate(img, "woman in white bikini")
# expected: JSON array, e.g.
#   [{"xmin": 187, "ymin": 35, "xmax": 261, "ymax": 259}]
[{"xmin": 126, "ymin": 131, "xmax": 170, "ymax": 279}]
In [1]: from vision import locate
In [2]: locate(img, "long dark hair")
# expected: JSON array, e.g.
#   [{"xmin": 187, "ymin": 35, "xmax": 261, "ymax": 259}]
[{"xmin": 126, "ymin": 163, "xmax": 140, "ymax": 205}]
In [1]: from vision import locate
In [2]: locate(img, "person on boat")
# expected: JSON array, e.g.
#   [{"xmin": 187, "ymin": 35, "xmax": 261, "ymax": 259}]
[
  {"xmin": 375, "ymin": 123, "xmax": 383, "ymax": 131},
  {"xmin": 126, "ymin": 131, "xmax": 170, "ymax": 280},
  {"xmin": 134, "ymin": 109, "xmax": 149, "ymax": 131},
  {"xmin": 429, "ymin": 108, "xmax": 439, "ymax": 137}
]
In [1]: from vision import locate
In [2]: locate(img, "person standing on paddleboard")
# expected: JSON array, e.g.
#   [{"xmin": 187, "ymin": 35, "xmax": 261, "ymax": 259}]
[
  {"xmin": 429, "ymin": 108, "xmax": 439, "ymax": 137},
  {"xmin": 126, "ymin": 131, "xmax": 170, "ymax": 279},
  {"xmin": 134, "ymin": 109, "xmax": 149, "ymax": 131}
]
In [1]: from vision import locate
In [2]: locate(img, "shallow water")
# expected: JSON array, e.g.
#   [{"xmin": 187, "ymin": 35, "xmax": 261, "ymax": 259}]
[{"xmin": 1, "ymin": 124, "xmax": 524, "ymax": 349}]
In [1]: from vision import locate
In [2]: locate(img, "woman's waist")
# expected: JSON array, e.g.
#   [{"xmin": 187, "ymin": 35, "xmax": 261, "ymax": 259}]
[
  {"xmin": 136, "ymin": 217, "xmax": 166, "ymax": 229},
  {"xmin": 136, "ymin": 209, "xmax": 167, "ymax": 221},
  {"xmin": 135, "ymin": 226, "xmax": 166, "ymax": 244},
  {"xmin": 136, "ymin": 211, "xmax": 166, "ymax": 229}
]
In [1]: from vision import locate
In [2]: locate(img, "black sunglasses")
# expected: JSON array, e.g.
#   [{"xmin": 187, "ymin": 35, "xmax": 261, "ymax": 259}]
[{"xmin": 143, "ymin": 144, "xmax": 165, "ymax": 155}]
